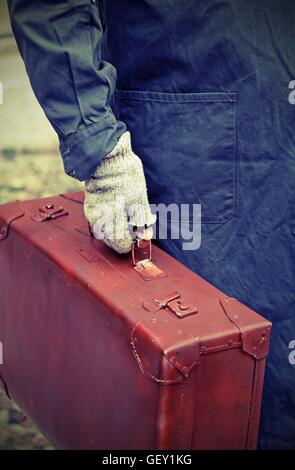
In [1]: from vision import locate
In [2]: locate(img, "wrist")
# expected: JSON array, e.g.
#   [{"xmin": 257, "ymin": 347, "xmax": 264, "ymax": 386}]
[
  {"xmin": 89, "ymin": 131, "xmax": 140, "ymax": 181},
  {"xmin": 102, "ymin": 131, "xmax": 132, "ymax": 160}
]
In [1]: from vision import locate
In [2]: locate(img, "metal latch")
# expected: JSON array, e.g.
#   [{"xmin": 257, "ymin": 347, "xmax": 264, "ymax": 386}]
[
  {"xmin": 32, "ymin": 204, "xmax": 68, "ymax": 222},
  {"xmin": 143, "ymin": 291, "xmax": 198, "ymax": 318},
  {"xmin": 132, "ymin": 239, "xmax": 167, "ymax": 281}
]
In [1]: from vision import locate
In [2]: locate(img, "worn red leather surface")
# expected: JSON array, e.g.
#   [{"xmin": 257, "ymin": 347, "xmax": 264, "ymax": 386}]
[{"xmin": 0, "ymin": 192, "xmax": 271, "ymax": 449}]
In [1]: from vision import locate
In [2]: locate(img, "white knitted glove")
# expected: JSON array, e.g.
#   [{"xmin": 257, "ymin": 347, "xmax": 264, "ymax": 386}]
[{"xmin": 84, "ymin": 131, "xmax": 156, "ymax": 254}]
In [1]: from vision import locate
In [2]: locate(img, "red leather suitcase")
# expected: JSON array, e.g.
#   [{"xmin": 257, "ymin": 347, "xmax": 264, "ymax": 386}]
[{"xmin": 0, "ymin": 192, "xmax": 271, "ymax": 450}]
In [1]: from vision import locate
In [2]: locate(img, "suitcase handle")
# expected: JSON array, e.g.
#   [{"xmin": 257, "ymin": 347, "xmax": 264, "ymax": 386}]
[
  {"xmin": 131, "ymin": 239, "xmax": 168, "ymax": 281},
  {"xmin": 131, "ymin": 239, "xmax": 152, "ymax": 265},
  {"xmin": 87, "ymin": 222, "xmax": 167, "ymax": 280}
]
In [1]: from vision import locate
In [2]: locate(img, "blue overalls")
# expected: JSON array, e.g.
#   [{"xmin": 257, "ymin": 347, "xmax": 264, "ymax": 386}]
[{"xmin": 8, "ymin": 0, "xmax": 295, "ymax": 449}]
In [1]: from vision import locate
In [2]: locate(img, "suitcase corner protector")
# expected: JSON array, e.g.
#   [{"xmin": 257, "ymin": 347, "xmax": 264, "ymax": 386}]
[
  {"xmin": 220, "ymin": 297, "xmax": 272, "ymax": 360},
  {"xmin": 129, "ymin": 321, "xmax": 200, "ymax": 385}
]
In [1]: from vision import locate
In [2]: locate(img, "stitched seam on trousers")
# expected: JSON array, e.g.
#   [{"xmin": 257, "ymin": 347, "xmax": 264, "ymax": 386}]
[{"xmin": 116, "ymin": 98, "xmax": 235, "ymax": 103}]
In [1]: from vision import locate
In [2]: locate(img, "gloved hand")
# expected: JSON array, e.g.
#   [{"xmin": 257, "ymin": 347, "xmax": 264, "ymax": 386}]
[{"xmin": 84, "ymin": 131, "xmax": 156, "ymax": 254}]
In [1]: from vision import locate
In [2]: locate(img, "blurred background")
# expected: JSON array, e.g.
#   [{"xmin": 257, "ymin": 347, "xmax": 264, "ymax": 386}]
[{"xmin": 0, "ymin": 0, "xmax": 82, "ymax": 449}]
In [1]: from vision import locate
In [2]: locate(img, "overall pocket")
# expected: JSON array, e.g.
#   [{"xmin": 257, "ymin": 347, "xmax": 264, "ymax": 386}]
[{"xmin": 115, "ymin": 90, "xmax": 236, "ymax": 224}]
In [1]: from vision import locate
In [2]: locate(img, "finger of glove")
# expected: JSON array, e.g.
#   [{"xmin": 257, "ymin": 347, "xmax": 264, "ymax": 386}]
[
  {"xmin": 92, "ymin": 205, "xmax": 134, "ymax": 254},
  {"xmin": 134, "ymin": 226, "xmax": 154, "ymax": 241},
  {"xmin": 126, "ymin": 192, "xmax": 157, "ymax": 228}
]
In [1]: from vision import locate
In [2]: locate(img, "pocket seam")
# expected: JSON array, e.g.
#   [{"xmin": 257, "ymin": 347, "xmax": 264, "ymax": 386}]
[
  {"xmin": 116, "ymin": 90, "xmax": 236, "ymax": 104},
  {"xmin": 202, "ymin": 96, "xmax": 236, "ymax": 225}
]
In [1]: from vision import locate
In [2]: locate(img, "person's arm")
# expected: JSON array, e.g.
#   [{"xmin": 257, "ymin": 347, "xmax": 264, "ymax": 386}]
[
  {"xmin": 8, "ymin": 0, "xmax": 155, "ymax": 253},
  {"xmin": 8, "ymin": 0, "xmax": 126, "ymax": 181}
]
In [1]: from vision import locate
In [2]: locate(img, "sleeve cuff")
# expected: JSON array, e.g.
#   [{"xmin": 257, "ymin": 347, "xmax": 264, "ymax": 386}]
[{"xmin": 59, "ymin": 112, "xmax": 127, "ymax": 181}]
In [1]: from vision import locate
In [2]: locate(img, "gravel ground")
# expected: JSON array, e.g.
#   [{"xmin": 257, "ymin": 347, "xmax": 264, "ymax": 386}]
[
  {"xmin": 0, "ymin": 389, "xmax": 53, "ymax": 450},
  {"xmin": 0, "ymin": 151, "xmax": 82, "ymax": 449},
  {"xmin": 0, "ymin": 150, "xmax": 82, "ymax": 204}
]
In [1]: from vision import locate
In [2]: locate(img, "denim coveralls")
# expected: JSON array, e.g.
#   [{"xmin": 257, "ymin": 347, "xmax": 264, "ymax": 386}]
[{"xmin": 8, "ymin": 0, "xmax": 295, "ymax": 449}]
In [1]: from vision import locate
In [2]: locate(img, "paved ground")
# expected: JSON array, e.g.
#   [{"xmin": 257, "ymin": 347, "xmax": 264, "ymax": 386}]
[
  {"xmin": 0, "ymin": 151, "xmax": 82, "ymax": 204},
  {"xmin": 0, "ymin": 388, "xmax": 54, "ymax": 450}
]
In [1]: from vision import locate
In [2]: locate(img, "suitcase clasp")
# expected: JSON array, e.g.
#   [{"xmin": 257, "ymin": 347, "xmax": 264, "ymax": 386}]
[
  {"xmin": 166, "ymin": 294, "xmax": 198, "ymax": 318},
  {"xmin": 143, "ymin": 291, "xmax": 198, "ymax": 318},
  {"xmin": 32, "ymin": 204, "xmax": 68, "ymax": 222}
]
